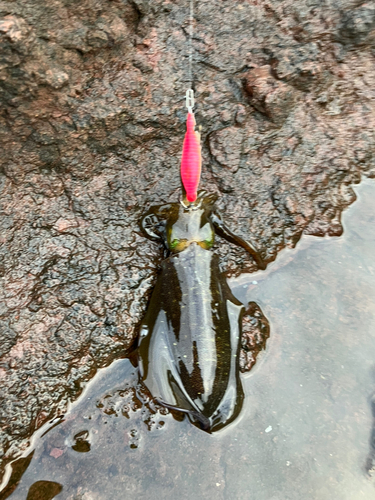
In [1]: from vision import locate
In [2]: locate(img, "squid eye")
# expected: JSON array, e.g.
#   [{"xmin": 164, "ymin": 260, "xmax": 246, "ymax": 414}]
[{"xmin": 170, "ymin": 239, "xmax": 180, "ymax": 249}]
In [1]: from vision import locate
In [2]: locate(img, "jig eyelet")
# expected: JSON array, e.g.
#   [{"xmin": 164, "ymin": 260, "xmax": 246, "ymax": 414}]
[{"xmin": 179, "ymin": 197, "xmax": 202, "ymax": 210}]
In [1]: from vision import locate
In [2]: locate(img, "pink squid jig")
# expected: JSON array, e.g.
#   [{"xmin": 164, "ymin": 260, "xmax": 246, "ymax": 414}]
[{"xmin": 180, "ymin": 90, "xmax": 201, "ymax": 203}]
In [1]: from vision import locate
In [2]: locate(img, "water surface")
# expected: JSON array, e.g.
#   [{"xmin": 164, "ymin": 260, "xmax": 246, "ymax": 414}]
[{"xmin": 4, "ymin": 179, "xmax": 375, "ymax": 500}]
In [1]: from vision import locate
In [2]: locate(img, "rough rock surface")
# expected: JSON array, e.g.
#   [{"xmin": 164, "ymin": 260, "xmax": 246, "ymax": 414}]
[{"xmin": 0, "ymin": 0, "xmax": 374, "ymax": 479}]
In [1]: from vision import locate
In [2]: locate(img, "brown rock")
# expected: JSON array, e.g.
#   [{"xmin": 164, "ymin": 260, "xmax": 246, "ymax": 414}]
[{"xmin": 244, "ymin": 65, "xmax": 299, "ymax": 125}]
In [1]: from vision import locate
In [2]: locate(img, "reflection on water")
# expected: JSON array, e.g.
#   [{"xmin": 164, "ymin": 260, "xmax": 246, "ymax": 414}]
[{"xmin": 2, "ymin": 178, "xmax": 375, "ymax": 500}]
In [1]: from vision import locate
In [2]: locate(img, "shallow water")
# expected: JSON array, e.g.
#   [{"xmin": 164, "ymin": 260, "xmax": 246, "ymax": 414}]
[{"xmin": 3, "ymin": 179, "xmax": 375, "ymax": 500}]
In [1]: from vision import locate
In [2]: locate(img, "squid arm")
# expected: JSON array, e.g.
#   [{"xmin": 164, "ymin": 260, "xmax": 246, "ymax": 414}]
[{"xmin": 211, "ymin": 212, "xmax": 267, "ymax": 270}]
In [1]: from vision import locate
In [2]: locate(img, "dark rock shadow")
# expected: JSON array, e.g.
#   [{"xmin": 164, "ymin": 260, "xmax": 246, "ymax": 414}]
[{"xmin": 26, "ymin": 481, "xmax": 62, "ymax": 500}]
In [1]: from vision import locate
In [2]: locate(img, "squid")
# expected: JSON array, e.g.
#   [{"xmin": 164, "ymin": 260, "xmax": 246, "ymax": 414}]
[{"xmin": 137, "ymin": 109, "xmax": 268, "ymax": 432}]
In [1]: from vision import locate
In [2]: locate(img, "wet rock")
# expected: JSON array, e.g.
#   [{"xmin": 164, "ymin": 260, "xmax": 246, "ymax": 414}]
[
  {"xmin": 209, "ymin": 126, "xmax": 244, "ymax": 173},
  {"xmin": 240, "ymin": 302, "xmax": 270, "ymax": 373},
  {"xmin": 272, "ymin": 43, "xmax": 322, "ymax": 91},
  {"xmin": 0, "ymin": 15, "xmax": 35, "ymax": 54},
  {"xmin": 96, "ymin": 384, "xmax": 169, "ymax": 432},
  {"xmin": 0, "ymin": 0, "xmax": 375, "ymax": 481},
  {"xmin": 337, "ymin": 5, "xmax": 375, "ymax": 46},
  {"xmin": 244, "ymin": 66, "xmax": 299, "ymax": 125}
]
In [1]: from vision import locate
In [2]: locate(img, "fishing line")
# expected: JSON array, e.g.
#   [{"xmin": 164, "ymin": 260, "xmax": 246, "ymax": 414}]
[
  {"xmin": 180, "ymin": 0, "xmax": 200, "ymax": 204},
  {"xmin": 186, "ymin": 0, "xmax": 194, "ymax": 112}
]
